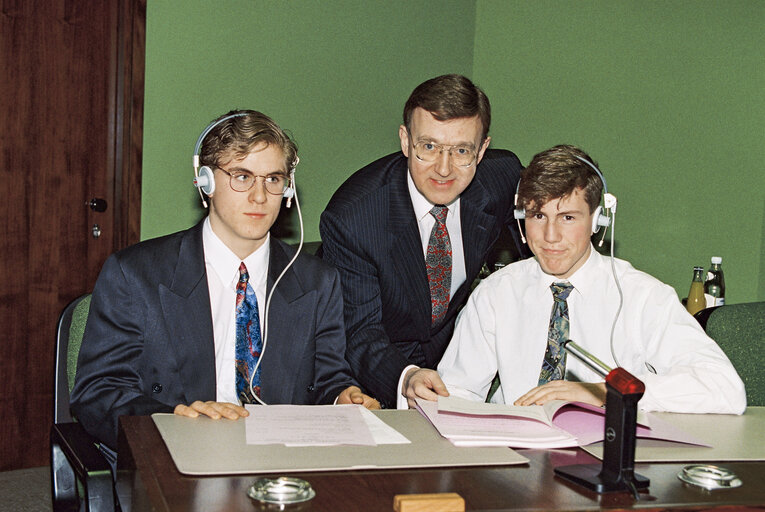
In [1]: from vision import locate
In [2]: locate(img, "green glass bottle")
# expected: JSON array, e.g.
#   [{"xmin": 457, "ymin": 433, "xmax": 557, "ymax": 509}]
[{"xmin": 704, "ymin": 256, "xmax": 725, "ymax": 306}]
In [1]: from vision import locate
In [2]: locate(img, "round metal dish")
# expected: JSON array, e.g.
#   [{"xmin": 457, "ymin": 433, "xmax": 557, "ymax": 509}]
[
  {"xmin": 247, "ymin": 477, "xmax": 316, "ymax": 505},
  {"xmin": 677, "ymin": 464, "xmax": 742, "ymax": 490}
]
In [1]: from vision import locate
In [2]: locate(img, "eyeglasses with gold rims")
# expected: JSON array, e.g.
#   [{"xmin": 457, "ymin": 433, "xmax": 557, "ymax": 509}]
[
  {"xmin": 410, "ymin": 138, "xmax": 479, "ymax": 167},
  {"xmin": 216, "ymin": 167, "xmax": 290, "ymax": 195}
]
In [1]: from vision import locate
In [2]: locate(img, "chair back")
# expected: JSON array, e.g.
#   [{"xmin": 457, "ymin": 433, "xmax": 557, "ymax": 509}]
[
  {"xmin": 701, "ymin": 301, "xmax": 765, "ymax": 406},
  {"xmin": 54, "ymin": 294, "xmax": 92, "ymax": 423}
]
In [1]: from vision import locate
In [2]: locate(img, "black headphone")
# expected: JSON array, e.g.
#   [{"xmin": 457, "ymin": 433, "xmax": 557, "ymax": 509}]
[
  {"xmin": 192, "ymin": 113, "xmax": 297, "ymax": 208},
  {"xmin": 513, "ymin": 155, "xmax": 617, "ymax": 244}
]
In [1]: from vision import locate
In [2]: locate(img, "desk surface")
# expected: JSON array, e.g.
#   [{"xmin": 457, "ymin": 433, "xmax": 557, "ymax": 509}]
[{"xmin": 117, "ymin": 416, "xmax": 765, "ymax": 512}]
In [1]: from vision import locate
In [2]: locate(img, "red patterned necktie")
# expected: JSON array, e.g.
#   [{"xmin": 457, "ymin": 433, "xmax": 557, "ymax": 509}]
[{"xmin": 426, "ymin": 205, "xmax": 452, "ymax": 326}]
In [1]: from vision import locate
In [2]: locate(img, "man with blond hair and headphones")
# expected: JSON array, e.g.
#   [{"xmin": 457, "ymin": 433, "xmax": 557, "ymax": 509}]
[
  {"xmin": 72, "ymin": 110, "xmax": 377, "ymax": 456},
  {"xmin": 402, "ymin": 144, "xmax": 745, "ymax": 414}
]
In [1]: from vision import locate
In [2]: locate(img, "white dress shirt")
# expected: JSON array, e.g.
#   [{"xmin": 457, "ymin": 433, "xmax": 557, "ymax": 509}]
[
  {"xmin": 407, "ymin": 171, "xmax": 466, "ymax": 299},
  {"xmin": 203, "ymin": 217, "xmax": 269, "ymax": 404},
  {"xmin": 436, "ymin": 247, "xmax": 746, "ymax": 414}
]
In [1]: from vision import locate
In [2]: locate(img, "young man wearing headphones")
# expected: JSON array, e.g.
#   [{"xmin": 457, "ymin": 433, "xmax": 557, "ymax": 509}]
[
  {"xmin": 72, "ymin": 110, "xmax": 378, "ymax": 452},
  {"xmin": 402, "ymin": 145, "xmax": 745, "ymax": 414}
]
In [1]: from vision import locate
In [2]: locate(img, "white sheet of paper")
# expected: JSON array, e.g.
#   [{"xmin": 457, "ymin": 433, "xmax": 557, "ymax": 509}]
[
  {"xmin": 244, "ymin": 404, "xmax": 376, "ymax": 446},
  {"xmin": 357, "ymin": 406, "xmax": 411, "ymax": 445},
  {"xmin": 418, "ymin": 398, "xmax": 576, "ymax": 448}
]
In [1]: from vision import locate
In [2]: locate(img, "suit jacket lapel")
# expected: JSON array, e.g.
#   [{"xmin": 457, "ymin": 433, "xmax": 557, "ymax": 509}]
[
  {"xmin": 260, "ymin": 238, "xmax": 309, "ymax": 404},
  {"xmin": 388, "ymin": 166, "xmax": 431, "ymax": 330},
  {"xmin": 452, "ymin": 178, "xmax": 493, "ymax": 310},
  {"xmin": 460, "ymin": 178, "xmax": 493, "ymax": 280},
  {"xmin": 159, "ymin": 221, "xmax": 217, "ymax": 403}
]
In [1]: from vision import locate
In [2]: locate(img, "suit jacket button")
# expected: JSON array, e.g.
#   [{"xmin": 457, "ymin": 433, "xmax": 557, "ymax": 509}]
[
  {"xmin": 306, "ymin": 385, "xmax": 314, "ymax": 393},
  {"xmin": 152, "ymin": 383, "xmax": 163, "ymax": 394}
]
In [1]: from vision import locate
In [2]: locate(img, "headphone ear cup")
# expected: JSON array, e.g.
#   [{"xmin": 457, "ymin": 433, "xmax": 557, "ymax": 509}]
[
  {"xmin": 513, "ymin": 208, "xmax": 526, "ymax": 220},
  {"xmin": 194, "ymin": 166, "xmax": 216, "ymax": 196},
  {"xmin": 591, "ymin": 206, "xmax": 603, "ymax": 234}
]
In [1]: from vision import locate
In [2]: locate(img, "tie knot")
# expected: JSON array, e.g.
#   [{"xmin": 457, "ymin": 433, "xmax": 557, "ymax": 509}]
[
  {"xmin": 550, "ymin": 282, "xmax": 573, "ymax": 302},
  {"xmin": 430, "ymin": 205, "xmax": 448, "ymax": 224},
  {"xmin": 238, "ymin": 262, "xmax": 249, "ymax": 284}
]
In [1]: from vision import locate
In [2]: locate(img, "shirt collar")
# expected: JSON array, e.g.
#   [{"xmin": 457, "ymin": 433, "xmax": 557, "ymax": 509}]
[
  {"xmin": 533, "ymin": 243, "xmax": 600, "ymax": 298},
  {"xmin": 406, "ymin": 170, "xmax": 460, "ymax": 222},
  {"xmin": 203, "ymin": 217, "xmax": 270, "ymax": 289}
]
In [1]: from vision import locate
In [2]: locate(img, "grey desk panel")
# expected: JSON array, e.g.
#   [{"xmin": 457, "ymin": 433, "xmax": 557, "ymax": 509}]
[
  {"xmin": 152, "ymin": 409, "xmax": 528, "ymax": 475},
  {"xmin": 583, "ymin": 406, "xmax": 765, "ymax": 462}
]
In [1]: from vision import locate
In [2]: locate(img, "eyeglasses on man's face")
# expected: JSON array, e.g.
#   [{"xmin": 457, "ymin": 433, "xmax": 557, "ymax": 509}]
[
  {"xmin": 216, "ymin": 167, "xmax": 289, "ymax": 195},
  {"xmin": 411, "ymin": 139, "xmax": 479, "ymax": 167}
]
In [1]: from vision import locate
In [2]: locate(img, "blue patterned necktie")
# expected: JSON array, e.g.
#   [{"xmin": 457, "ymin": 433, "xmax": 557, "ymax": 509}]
[
  {"xmin": 235, "ymin": 262, "xmax": 262, "ymax": 403},
  {"xmin": 426, "ymin": 205, "xmax": 452, "ymax": 326},
  {"xmin": 538, "ymin": 282, "xmax": 574, "ymax": 386}
]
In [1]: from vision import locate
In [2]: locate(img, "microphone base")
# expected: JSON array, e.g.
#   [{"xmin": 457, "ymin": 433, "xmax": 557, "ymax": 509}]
[{"xmin": 554, "ymin": 463, "xmax": 650, "ymax": 494}]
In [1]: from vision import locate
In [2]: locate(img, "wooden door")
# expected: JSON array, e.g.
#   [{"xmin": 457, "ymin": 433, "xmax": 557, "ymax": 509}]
[{"xmin": 0, "ymin": 0, "xmax": 145, "ymax": 470}]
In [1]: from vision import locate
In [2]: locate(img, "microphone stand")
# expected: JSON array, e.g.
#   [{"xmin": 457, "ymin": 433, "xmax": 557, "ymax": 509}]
[{"xmin": 553, "ymin": 341, "xmax": 650, "ymax": 499}]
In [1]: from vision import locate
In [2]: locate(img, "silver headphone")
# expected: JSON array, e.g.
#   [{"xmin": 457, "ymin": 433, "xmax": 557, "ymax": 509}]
[
  {"xmin": 513, "ymin": 155, "xmax": 617, "ymax": 244},
  {"xmin": 192, "ymin": 113, "xmax": 297, "ymax": 208}
]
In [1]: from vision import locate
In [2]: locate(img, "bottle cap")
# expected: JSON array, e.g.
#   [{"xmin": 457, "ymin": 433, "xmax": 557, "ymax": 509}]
[{"xmin": 711, "ymin": 256, "xmax": 722, "ymax": 264}]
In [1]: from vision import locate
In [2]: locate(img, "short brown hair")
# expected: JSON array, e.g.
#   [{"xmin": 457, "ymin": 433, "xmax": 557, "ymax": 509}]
[
  {"xmin": 403, "ymin": 74, "xmax": 491, "ymax": 140},
  {"xmin": 200, "ymin": 110, "xmax": 298, "ymax": 172},
  {"xmin": 518, "ymin": 145, "xmax": 603, "ymax": 214}
]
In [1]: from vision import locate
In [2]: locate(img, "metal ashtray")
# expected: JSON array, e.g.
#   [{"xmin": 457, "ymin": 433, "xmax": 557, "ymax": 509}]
[
  {"xmin": 247, "ymin": 477, "xmax": 316, "ymax": 505},
  {"xmin": 677, "ymin": 464, "xmax": 742, "ymax": 490}
]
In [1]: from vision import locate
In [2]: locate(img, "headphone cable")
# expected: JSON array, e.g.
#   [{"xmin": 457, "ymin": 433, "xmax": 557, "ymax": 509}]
[
  {"xmin": 608, "ymin": 207, "xmax": 623, "ymax": 368},
  {"xmin": 249, "ymin": 178, "xmax": 304, "ymax": 406}
]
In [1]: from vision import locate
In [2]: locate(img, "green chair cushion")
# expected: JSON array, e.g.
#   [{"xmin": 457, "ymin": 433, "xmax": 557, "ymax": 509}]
[
  {"xmin": 67, "ymin": 295, "xmax": 92, "ymax": 394},
  {"xmin": 705, "ymin": 301, "xmax": 765, "ymax": 406}
]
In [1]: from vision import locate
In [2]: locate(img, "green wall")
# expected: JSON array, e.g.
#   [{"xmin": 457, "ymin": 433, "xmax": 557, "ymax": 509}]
[
  {"xmin": 474, "ymin": 1, "xmax": 764, "ymax": 303},
  {"xmin": 143, "ymin": 1, "xmax": 764, "ymax": 303},
  {"xmin": 142, "ymin": 0, "xmax": 476, "ymax": 241}
]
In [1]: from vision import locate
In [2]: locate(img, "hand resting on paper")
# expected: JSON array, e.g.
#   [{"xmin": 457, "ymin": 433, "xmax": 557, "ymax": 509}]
[
  {"xmin": 337, "ymin": 385, "xmax": 381, "ymax": 409},
  {"xmin": 514, "ymin": 381, "xmax": 607, "ymax": 407},
  {"xmin": 174, "ymin": 401, "xmax": 249, "ymax": 420},
  {"xmin": 402, "ymin": 368, "xmax": 450, "ymax": 408}
]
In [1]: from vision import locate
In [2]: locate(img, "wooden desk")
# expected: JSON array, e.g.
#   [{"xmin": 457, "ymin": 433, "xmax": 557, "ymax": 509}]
[{"xmin": 117, "ymin": 416, "xmax": 765, "ymax": 511}]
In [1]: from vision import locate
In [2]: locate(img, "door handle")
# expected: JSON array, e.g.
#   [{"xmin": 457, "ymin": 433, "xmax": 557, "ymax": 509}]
[{"xmin": 87, "ymin": 198, "xmax": 108, "ymax": 212}]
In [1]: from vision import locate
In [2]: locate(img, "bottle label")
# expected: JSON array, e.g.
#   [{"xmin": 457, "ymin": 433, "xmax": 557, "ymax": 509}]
[
  {"xmin": 706, "ymin": 284, "xmax": 722, "ymax": 297},
  {"xmin": 715, "ymin": 297, "xmax": 725, "ymax": 306},
  {"xmin": 704, "ymin": 293, "xmax": 715, "ymax": 308}
]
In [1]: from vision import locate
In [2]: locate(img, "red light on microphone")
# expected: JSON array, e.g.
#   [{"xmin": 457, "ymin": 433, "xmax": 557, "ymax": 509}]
[{"xmin": 606, "ymin": 367, "xmax": 645, "ymax": 396}]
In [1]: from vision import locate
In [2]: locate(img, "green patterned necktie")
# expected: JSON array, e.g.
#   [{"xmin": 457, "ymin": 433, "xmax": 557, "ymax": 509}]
[{"xmin": 538, "ymin": 282, "xmax": 574, "ymax": 386}]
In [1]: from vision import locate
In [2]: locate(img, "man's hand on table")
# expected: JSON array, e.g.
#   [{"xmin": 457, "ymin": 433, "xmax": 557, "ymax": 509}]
[
  {"xmin": 402, "ymin": 368, "xmax": 450, "ymax": 408},
  {"xmin": 174, "ymin": 401, "xmax": 249, "ymax": 420},
  {"xmin": 514, "ymin": 381, "xmax": 607, "ymax": 407},
  {"xmin": 337, "ymin": 385, "xmax": 381, "ymax": 409}
]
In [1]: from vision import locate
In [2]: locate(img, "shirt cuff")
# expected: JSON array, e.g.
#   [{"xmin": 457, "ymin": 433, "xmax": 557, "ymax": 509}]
[{"xmin": 397, "ymin": 364, "xmax": 420, "ymax": 410}]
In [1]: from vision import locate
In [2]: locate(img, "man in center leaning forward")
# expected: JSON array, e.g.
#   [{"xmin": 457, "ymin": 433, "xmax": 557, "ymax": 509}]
[{"xmin": 320, "ymin": 74, "xmax": 527, "ymax": 408}]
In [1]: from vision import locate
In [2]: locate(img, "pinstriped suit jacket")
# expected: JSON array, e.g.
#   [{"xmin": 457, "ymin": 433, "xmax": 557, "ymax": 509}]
[{"xmin": 320, "ymin": 149, "xmax": 526, "ymax": 408}]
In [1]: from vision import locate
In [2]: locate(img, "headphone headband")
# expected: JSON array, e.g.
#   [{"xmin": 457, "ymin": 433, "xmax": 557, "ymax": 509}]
[
  {"xmin": 193, "ymin": 113, "xmax": 247, "ymax": 163},
  {"xmin": 192, "ymin": 112, "xmax": 298, "ymax": 208}
]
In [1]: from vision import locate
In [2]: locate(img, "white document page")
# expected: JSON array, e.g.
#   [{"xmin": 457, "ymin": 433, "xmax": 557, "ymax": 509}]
[
  {"xmin": 358, "ymin": 406, "xmax": 410, "ymax": 445},
  {"xmin": 244, "ymin": 404, "xmax": 376, "ymax": 446},
  {"xmin": 418, "ymin": 398, "xmax": 576, "ymax": 448}
]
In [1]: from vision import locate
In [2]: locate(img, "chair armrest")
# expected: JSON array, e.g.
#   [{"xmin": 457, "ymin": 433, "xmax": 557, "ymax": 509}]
[
  {"xmin": 51, "ymin": 422, "xmax": 116, "ymax": 512},
  {"xmin": 693, "ymin": 306, "xmax": 721, "ymax": 331}
]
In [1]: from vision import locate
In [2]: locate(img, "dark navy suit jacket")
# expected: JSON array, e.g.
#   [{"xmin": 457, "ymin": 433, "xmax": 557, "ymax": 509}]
[
  {"xmin": 71, "ymin": 221, "xmax": 356, "ymax": 449},
  {"xmin": 319, "ymin": 149, "xmax": 526, "ymax": 408}
]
